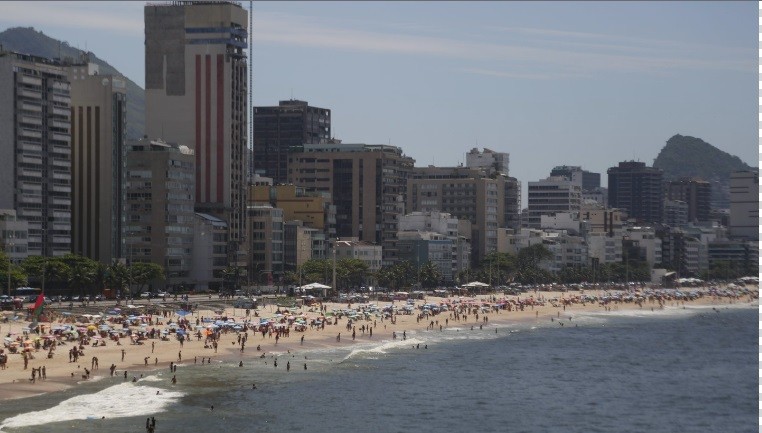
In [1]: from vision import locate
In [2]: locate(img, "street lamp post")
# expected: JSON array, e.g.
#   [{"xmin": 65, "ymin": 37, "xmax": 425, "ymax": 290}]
[
  {"xmin": 331, "ymin": 238, "xmax": 337, "ymax": 299},
  {"xmin": 6, "ymin": 232, "xmax": 14, "ymax": 297}
]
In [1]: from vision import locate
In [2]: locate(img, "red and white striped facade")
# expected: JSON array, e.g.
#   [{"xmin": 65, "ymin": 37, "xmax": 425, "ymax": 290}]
[{"xmin": 145, "ymin": 2, "xmax": 248, "ymax": 244}]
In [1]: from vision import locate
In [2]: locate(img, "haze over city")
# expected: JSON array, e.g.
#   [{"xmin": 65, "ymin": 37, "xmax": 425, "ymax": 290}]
[{"xmin": 0, "ymin": 1, "xmax": 757, "ymax": 200}]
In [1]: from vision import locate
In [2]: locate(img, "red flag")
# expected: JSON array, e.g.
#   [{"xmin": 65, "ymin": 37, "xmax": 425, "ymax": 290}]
[{"xmin": 31, "ymin": 293, "xmax": 44, "ymax": 324}]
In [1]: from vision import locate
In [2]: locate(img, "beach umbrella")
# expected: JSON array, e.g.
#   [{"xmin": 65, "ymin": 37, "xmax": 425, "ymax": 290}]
[{"xmin": 176, "ymin": 310, "xmax": 191, "ymax": 317}]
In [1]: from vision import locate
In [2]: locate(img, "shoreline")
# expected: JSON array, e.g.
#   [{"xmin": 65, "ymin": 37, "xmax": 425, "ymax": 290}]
[{"xmin": 0, "ymin": 288, "xmax": 756, "ymax": 402}]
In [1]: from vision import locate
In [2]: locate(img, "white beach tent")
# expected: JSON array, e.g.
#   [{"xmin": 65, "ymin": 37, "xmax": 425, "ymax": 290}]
[{"xmin": 299, "ymin": 282, "xmax": 331, "ymax": 291}]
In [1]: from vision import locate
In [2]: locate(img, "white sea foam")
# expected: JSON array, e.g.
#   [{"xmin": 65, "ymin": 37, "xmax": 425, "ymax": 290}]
[
  {"xmin": 0, "ymin": 382, "xmax": 184, "ymax": 431},
  {"xmin": 137, "ymin": 374, "xmax": 164, "ymax": 383},
  {"xmin": 342, "ymin": 337, "xmax": 426, "ymax": 361}
]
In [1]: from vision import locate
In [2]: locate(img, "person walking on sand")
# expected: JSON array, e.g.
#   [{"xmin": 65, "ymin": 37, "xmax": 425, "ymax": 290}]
[
  {"xmin": 178, "ymin": 351, "xmax": 182, "ymax": 362},
  {"xmin": 151, "ymin": 342, "xmax": 155, "ymax": 353},
  {"xmin": 121, "ymin": 349, "xmax": 126, "ymax": 362}
]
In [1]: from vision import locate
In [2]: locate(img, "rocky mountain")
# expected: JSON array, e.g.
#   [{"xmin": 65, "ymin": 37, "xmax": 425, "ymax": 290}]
[
  {"xmin": 0, "ymin": 26, "xmax": 145, "ymax": 140},
  {"xmin": 653, "ymin": 134, "xmax": 755, "ymax": 209}
]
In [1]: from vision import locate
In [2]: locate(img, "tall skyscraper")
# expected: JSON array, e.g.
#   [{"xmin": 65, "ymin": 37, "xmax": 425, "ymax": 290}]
[
  {"xmin": 253, "ymin": 99, "xmax": 331, "ymax": 184},
  {"xmin": 0, "ymin": 50, "xmax": 72, "ymax": 257},
  {"xmin": 144, "ymin": 1, "xmax": 248, "ymax": 252},
  {"xmin": 607, "ymin": 161, "xmax": 664, "ymax": 225},
  {"xmin": 66, "ymin": 62, "xmax": 127, "ymax": 264}
]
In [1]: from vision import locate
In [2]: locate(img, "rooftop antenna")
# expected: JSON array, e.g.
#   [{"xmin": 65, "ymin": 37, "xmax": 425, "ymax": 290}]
[{"xmin": 290, "ymin": 88, "xmax": 293, "ymax": 100}]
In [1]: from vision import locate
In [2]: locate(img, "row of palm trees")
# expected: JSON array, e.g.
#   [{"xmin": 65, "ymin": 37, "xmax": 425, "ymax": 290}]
[
  {"xmin": 280, "ymin": 243, "xmax": 657, "ymax": 291},
  {"xmin": 2, "ymin": 252, "xmax": 164, "ymax": 297}
]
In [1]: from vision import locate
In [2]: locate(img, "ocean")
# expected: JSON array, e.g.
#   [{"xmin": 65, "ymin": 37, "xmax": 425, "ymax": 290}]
[{"xmin": 0, "ymin": 305, "xmax": 757, "ymax": 433}]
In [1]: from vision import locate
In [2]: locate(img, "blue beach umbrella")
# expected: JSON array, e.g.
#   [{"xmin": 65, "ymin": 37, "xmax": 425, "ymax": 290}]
[{"xmin": 176, "ymin": 310, "xmax": 191, "ymax": 317}]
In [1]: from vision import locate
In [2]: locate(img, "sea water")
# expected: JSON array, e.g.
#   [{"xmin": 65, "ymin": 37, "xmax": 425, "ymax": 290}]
[{"xmin": 0, "ymin": 305, "xmax": 757, "ymax": 433}]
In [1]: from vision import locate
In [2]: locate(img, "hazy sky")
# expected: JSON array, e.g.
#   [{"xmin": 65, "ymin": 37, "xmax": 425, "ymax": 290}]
[{"xmin": 1, "ymin": 1, "xmax": 758, "ymax": 206}]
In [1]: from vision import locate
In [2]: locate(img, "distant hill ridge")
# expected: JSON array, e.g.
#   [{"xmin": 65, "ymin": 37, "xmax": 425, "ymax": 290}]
[
  {"xmin": 0, "ymin": 26, "xmax": 145, "ymax": 140},
  {"xmin": 653, "ymin": 134, "xmax": 755, "ymax": 209}
]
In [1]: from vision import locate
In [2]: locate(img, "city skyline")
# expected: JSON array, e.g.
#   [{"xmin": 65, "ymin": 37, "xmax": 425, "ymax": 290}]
[{"xmin": 0, "ymin": 1, "xmax": 757, "ymax": 205}]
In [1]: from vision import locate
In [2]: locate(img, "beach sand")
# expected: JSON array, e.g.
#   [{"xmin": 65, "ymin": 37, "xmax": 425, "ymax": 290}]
[{"xmin": 0, "ymin": 287, "xmax": 756, "ymax": 401}]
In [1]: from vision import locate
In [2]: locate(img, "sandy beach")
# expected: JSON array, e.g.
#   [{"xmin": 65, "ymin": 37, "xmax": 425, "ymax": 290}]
[{"xmin": 0, "ymin": 286, "xmax": 756, "ymax": 402}]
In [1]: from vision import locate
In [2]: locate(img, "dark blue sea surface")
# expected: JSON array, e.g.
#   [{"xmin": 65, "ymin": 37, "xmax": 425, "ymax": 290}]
[{"xmin": 0, "ymin": 305, "xmax": 757, "ymax": 433}]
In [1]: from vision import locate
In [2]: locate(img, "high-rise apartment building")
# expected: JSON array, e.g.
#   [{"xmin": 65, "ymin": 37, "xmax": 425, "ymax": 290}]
[
  {"xmin": 607, "ymin": 161, "xmax": 663, "ymax": 225},
  {"xmin": 66, "ymin": 62, "xmax": 127, "ymax": 263},
  {"xmin": 665, "ymin": 178, "xmax": 710, "ymax": 223},
  {"xmin": 407, "ymin": 166, "xmax": 508, "ymax": 262},
  {"xmin": 466, "ymin": 148, "xmax": 509, "ymax": 176},
  {"xmin": 0, "ymin": 51, "xmax": 72, "ymax": 256},
  {"xmin": 550, "ymin": 165, "xmax": 600, "ymax": 191},
  {"xmin": 728, "ymin": 170, "xmax": 758, "ymax": 240},
  {"xmin": 288, "ymin": 143, "xmax": 414, "ymax": 264},
  {"xmin": 253, "ymin": 100, "xmax": 331, "ymax": 183},
  {"xmin": 144, "ymin": 1, "xmax": 248, "ymax": 252},
  {"xmin": 248, "ymin": 184, "xmax": 336, "ymax": 239},
  {"xmin": 525, "ymin": 176, "xmax": 582, "ymax": 229},
  {"xmin": 124, "ymin": 139, "xmax": 195, "ymax": 290},
  {"xmin": 246, "ymin": 205, "xmax": 284, "ymax": 285}
]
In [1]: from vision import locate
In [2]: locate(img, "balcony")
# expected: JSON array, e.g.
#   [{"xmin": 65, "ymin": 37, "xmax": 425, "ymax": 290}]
[
  {"xmin": 20, "ymin": 115, "xmax": 42, "ymax": 126},
  {"xmin": 20, "ymin": 102, "xmax": 42, "ymax": 112},
  {"xmin": 19, "ymin": 75, "xmax": 42, "ymax": 86},
  {"xmin": 50, "ymin": 145, "xmax": 70, "ymax": 156},
  {"xmin": 51, "ymin": 94, "xmax": 71, "ymax": 104},
  {"xmin": 50, "ymin": 132, "xmax": 70, "ymax": 143},
  {"xmin": 52, "ymin": 172, "xmax": 70, "ymax": 181},
  {"xmin": 18, "ymin": 89, "xmax": 42, "ymax": 100},
  {"xmin": 20, "ymin": 129, "xmax": 42, "ymax": 139},
  {"xmin": 50, "ymin": 106, "xmax": 69, "ymax": 117},
  {"xmin": 20, "ymin": 169, "xmax": 42, "ymax": 178}
]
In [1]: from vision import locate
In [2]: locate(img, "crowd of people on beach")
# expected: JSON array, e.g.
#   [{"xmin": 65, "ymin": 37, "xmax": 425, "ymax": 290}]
[{"xmin": 0, "ymin": 283, "xmax": 756, "ymax": 411}]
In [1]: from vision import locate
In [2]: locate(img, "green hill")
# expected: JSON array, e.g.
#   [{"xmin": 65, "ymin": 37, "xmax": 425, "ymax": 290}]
[
  {"xmin": 653, "ymin": 134, "xmax": 755, "ymax": 209},
  {"xmin": 0, "ymin": 26, "xmax": 144, "ymax": 140}
]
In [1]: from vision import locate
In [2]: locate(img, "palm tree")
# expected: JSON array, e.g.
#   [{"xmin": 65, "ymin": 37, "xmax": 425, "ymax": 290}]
[{"xmin": 419, "ymin": 261, "xmax": 443, "ymax": 289}]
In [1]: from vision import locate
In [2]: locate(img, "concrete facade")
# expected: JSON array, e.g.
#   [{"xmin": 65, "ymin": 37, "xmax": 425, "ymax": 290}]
[
  {"xmin": 252, "ymin": 100, "xmax": 331, "ymax": 183},
  {"xmin": 191, "ymin": 212, "xmax": 228, "ymax": 291},
  {"xmin": 66, "ymin": 62, "xmax": 127, "ymax": 264},
  {"xmin": 246, "ymin": 205, "xmax": 284, "ymax": 284},
  {"xmin": 466, "ymin": 147, "xmax": 509, "ymax": 176},
  {"xmin": 607, "ymin": 161, "xmax": 663, "ymax": 225},
  {"xmin": 125, "ymin": 139, "xmax": 195, "ymax": 291},
  {"xmin": 0, "ymin": 209, "xmax": 29, "ymax": 264},
  {"xmin": 665, "ymin": 178, "xmax": 711, "ymax": 223},
  {"xmin": 288, "ymin": 143, "xmax": 413, "ymax": 265},
  {"xmin": 0, "ymin": 51, "xmax": 72, "ymax": 257},
  {"xmin": 407, "ymin": 166, "xmax": 510, "ymax": 263},
  {"xmin": 526, "ymin": 176, "xmax": 581, "ymax": 229},
  {"xmin": 728, "ymin": 170, "xmax": 758, "ymax": 240},
  {"xmin": 145, "ymin": 1, "xmax": 248, "ymax": 251},
  {"xmin": 249, "ymin": 184, "xmax": 336, "ymax": 240}
]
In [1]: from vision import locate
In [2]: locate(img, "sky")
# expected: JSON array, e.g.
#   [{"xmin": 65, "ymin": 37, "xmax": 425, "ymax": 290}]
[{"xmin": 0, "ymin": 1, "xmax": 758, "ymax": 207}]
